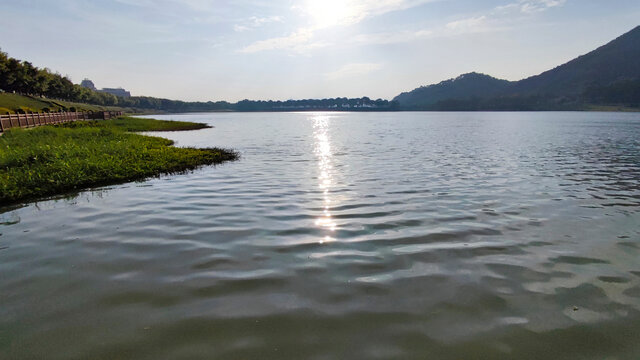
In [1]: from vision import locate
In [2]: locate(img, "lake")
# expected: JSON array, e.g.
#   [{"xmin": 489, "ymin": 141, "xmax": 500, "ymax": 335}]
[{"xmin": 1, "ymin": 112, "xmax": 639, "ymax": 359}]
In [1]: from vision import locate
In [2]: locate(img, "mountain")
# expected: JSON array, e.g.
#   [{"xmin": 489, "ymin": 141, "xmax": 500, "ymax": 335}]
[
  {"xmin": 393, "ymin": 72, "xmax": 511, "ymax": 109},
  {"xmin": 512, "ymin": 25, "xmax": 640, "ymax": 96},
  {"xmin": 394, "ymin": 25, "xmax": 640, "ymax": 110}
]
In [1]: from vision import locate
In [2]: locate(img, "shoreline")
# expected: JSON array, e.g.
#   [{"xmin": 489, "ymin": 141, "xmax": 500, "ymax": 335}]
[{"xmin": 0, "ymin": 116, "xmax": 238, "ymax": 206}]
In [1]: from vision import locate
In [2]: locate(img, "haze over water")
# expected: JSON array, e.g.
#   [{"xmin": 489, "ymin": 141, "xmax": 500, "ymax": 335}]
[{"xmin": 1, "ymin": 112, "xmax": 640, "ymax": 359}]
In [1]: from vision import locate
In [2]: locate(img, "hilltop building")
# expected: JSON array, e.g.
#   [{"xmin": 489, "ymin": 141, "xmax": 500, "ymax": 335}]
[
  {"xmin": 80, "ymin": 78, "xmax": 131, "ymax": 98},
  {"xmin": 80, "ymin": 79, "xmax": 97, "ymax": 91}
]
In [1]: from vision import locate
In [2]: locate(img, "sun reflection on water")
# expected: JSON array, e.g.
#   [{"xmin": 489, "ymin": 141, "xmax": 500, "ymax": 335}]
[{"xmin": 313, "ymin": 115, "xmax": 337, "ymax": 243}]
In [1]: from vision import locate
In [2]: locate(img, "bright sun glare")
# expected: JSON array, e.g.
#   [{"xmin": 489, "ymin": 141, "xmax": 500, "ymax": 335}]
[{"xmin": 306, "ymin": 0, "xmax": 351, "ymax": 28}]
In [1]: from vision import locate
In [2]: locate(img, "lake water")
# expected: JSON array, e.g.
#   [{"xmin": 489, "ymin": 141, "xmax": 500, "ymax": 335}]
[{"xmin": 1, "ymin": 112, "xmax": 640, "ymax": 359}]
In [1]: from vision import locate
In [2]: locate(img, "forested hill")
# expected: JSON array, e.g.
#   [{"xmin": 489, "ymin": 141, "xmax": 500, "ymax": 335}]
[
  {"xmin": 393, "ymin": 72, "xmax": 511, "ymax": 109},
  {"xmin": 512, "ymin": 25, "xmax": 640, "ymax": 96},
  {"xmin": 394, "ymin": 25, "xmax": 640, "ymax": 110}
]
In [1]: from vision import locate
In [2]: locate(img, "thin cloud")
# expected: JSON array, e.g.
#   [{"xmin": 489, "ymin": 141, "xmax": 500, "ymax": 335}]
[
  {"xmin": 441, "ymin": 0, "xmax": 567, "ymax": 36},
  {"xmin": 326, "ymin": 63, "xmax": 383, "ymax": 80},
  {"xmin": 242, "ymin": 0, "xmax": 437, "ymax": 53},
  {"xmin": 295, "ymin": 0, "xmax": 439, "ymax": 28},
  {"xmin": 240, "ymin": 28, "xmax": 314, "ymax": 53},
  {"xmin": 496, "ymin": 0, "xmax": 567, "ymax": 14},
  {"xmin": 446, "ymin": 15, "xmax": 487, "ymax": 31},
  {"xmin": 234, "ymin": 24, "xmax": 251, "ymax": 32},
  {"xmin": 240, "ymin": 0, "xmax": 568, "ymax": 54},
  {"xmin": 250, "ymin": 15, "xmax": 283, "ymax": 26},
  {"xmin": 352, "ymin": 30, "xmax": 434, "ymax": 45},
  {"xmin": 521, "ymin": 0, "xmax": 566, "ymax": 13},
  {"xmin": 445, "ymin": 16, "xmax": 488, "ymax": 33},
  {"xmin": 114, "ymin": 0, "xmax": 215, "ymax": 12},
  {"xmin": 234, "ymin": 15, "xmax": 282, "ymax": 32}
]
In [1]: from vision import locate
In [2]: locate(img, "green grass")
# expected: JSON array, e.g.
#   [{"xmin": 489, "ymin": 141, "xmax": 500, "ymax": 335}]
[
  {"xmin": 0, "ymin": 117, "xmax": 237, "ymax": 205},
  {"xmin": 73, "ymin": 116, "xmax": 212, "ymax": 132},
  {"xmin": 0, "ymin": 92, "xmax": 128, "ymax": 114}
]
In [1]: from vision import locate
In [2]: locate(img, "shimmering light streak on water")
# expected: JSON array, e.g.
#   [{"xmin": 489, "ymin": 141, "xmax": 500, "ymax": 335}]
[{"xmin": 313, "ymin": 115, "xmax": 337, "ymax": 242}]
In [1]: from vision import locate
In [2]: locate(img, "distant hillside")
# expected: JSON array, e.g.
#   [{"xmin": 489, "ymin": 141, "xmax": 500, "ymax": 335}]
[
  {"xmin": 512, "ymin": 25, "xmax": 640, "ymax": 96},
  {"xmin": 393, "ymin": 72, "xmax": 512, "ymax": 110},
  {"xmin": 395, "ymin": 25, "xmax": 640, "ymax": 110}
]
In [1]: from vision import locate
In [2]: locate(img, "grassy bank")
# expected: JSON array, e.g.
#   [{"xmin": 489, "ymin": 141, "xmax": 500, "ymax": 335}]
[
  {"xmin": 84, "ymin": 116, "xmax": 212, "ymax": 132},
  {"xmin": 0, "ymin": 92, "xmax": 133, "ymax": 114},
  {"xmin": 0, "ymin": 117, "xmax": 237, "ymax": 205}
]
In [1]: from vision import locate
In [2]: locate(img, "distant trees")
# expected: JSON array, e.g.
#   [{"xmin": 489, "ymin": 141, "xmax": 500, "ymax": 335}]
[
  {"xmin": 0, "ymin": 48, "xmax": 77, "ymax": 101},
  {"xmin": 0, "ymin": 48, "xmax": 233, "ymax": 111},
  {"xmin": 583, "ymin": 80, "xmax": 640, "ymax": 107},
  {"xmin": 1, "ymin": 48, "xmax": 396, "ymax": 112},
  {"xmin": 233, "ymin": 97, "xmax": 397, "ymax": 111}
]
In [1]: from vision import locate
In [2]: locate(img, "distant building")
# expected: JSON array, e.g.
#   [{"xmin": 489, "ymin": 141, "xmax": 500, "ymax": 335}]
[
  {"xmin": 80, "ymin": 79, "xmax": 97, "ymax": 91},
  {"xmin": 101, "ymin": 88, "xmax": 131, "ymax": 98},
  {"xmin": 80, "ymin": 78, "xmax": 132, "ymax": 98}
]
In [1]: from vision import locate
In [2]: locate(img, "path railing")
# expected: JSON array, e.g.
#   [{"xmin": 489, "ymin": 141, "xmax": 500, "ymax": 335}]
[{"xmin": 0, "ymin": 111, "xmax": 123, "ymax": 133}]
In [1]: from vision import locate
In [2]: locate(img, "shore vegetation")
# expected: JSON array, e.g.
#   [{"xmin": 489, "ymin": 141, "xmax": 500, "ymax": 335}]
[
  {"xmin": 0, "ymin": 117, "xmax": 237, "ymax": 205},
  {"xmin": 0, "ymin": 93, "xmax": 137, "ymax": 114}
]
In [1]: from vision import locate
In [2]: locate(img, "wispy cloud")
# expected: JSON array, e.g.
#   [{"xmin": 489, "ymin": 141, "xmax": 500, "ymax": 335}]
[
  {"xmin": 251, "ymin": 15, "xmax": 283, "ymax": 26},
  {"xmin": 442, "ymin": 0, "xmax": 567, "ymax": 35},
  {"xmin": 445, "ymin": 16, "xmax": 488, "ymax": 33},
  {"xmin": 295, "ymin": 0, "xmax": 438, "ymax": 28},
  {"xmin": 240, "ymin": 28, "xmax": 316, "ymax": 53},
  {"xmin": 347, "ymin": 18, "xmax": 495, "ymax": 47},
  {"xmin": 241, "ymin": 0, "xmax": 436, "ymax": 53},
  {"xmin": 114, "ymin": 0, "xmax": 216, "ymax": 12},
  {"xmin": 351, "ymin": 30, "xmax": 434, "ymax": 45},
  {"xmin": 234, "ymin": 24, "xmax": 251, "ymax": 32},
  {"xmin": 496, "ymin": 0, "xmax": 567, "ymax": 14},
  {"xmin": 326, "ymin": 63, "xmax": 383, "ymax": 80},
  {"xmin": 234, "ymin": 15, "xmax": 283, "ymax": 32},
  {"xmin": 521, "ymin": 0, "xmax": 566, "ymax": 13},
  {"xmin": 240, "ymin": 0, "xmax": 568, "ymax": 54}
]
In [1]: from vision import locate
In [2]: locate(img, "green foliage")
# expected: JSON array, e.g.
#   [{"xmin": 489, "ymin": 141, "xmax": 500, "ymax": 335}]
[
  {"xmin": 0, "ymin": 92, "xmax": 120, "ymax": 114},
  {"xmin": 0, "ymin": 117, "xmax": 237, "ymax": 205}
]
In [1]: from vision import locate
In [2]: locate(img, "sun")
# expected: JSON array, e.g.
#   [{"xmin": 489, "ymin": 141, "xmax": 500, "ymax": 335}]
[{"xmin": 306, "ymin": 0, "xmax": 351, "ymax": 28}]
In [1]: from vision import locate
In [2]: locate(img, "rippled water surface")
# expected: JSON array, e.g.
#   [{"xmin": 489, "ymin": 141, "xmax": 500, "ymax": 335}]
[{"xmin": 2, "ymin": 112, "xmax": 640, "ymax": 359}]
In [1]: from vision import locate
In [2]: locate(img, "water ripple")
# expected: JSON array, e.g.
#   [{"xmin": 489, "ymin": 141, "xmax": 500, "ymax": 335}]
[{"xmin": 1, "ymin": 112, "xmax": 640, "ymax": 359}]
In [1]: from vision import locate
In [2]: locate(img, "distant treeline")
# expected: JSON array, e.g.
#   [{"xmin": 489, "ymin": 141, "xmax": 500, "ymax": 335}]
[
  {"xmin": 425, "ymin": 81, "xmax": 640, "ymax": 111},
  {"xmin": 0, "ymin": 49, "xmax": 397, "ymax": 112},
  {"xmin": 1, "ymin": 49, "xmax": 121, "ymax": 107},
  {"xmin": 235, "ymin": 98, "xmax": 398, "ymax": 111}
]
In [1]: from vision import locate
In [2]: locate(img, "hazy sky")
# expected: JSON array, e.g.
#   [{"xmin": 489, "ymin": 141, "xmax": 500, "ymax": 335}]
[{"xmin": 1, "ymin": 0, "xmax": 638, "ymax": 102}]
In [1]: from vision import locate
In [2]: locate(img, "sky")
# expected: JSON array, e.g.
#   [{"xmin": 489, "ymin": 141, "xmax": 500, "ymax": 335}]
[{"xmin": 0, "ymin": 0, "xmax": 639, "ymax": 102}]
